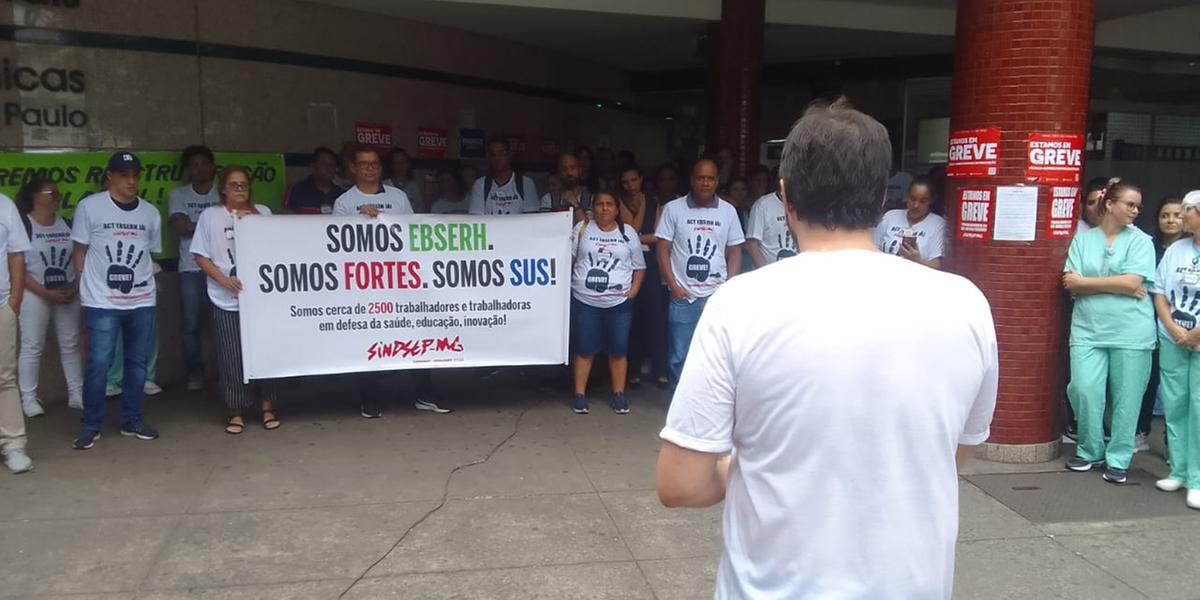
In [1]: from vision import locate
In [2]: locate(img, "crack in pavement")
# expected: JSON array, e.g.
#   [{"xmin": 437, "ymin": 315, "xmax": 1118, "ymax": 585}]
[{"xmin": 336, "ymin": 400, "xmax": 541, "ymax": 599}]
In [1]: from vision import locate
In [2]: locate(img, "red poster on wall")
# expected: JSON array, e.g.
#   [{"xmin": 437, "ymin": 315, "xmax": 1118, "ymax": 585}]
[
  {"xmin": 1025, "ymin": 133, "xmax": 1084, "ymax": 184},
  {"xmin": 947, "ymin": 127, "xmax": 1001, "ymax": 178},
  {"xmin": 956, "ymin": 187, "xmax": 993, "ymax": 242},
  {"xmin": 416, "ymin": 127, "xmax": 449, "ymax": 158},
  {"xmin": 354, "ymin": 122, "xmax": 392, "ymax": 150},
  {"xmin": 1047, "ymin": 185, "xmax": 1080, "ymax": 238}
]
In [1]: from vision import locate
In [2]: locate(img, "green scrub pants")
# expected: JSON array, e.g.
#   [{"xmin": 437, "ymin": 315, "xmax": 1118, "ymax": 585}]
[
  {"xmin": 1067, "ymin": 346, "xmax": 1151, "ymax": 470},
  {"xmin": 1157, "ymin": 334, "xmax": 1200, "ymax": 488}
]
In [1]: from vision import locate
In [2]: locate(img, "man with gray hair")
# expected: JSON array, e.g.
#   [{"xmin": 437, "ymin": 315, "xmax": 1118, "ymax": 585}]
[{"xmin": 656, "ymin": 98, "xmax": 998, "ymax": 598}]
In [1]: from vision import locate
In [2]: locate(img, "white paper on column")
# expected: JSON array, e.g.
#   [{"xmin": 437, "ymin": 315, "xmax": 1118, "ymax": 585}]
[{"xmin": 993, "ymin": 186, "xmax": 1039, "ymax": 241}]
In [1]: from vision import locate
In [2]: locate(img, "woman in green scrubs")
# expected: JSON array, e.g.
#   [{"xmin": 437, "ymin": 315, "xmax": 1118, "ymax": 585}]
[
  {"xmin": 1063, "ymin": 180, "xmax": 1155, "ymax": 484},
  {"xmin": 1150, "ymin": 190, "xmax": 1200, "ymax": 509}
]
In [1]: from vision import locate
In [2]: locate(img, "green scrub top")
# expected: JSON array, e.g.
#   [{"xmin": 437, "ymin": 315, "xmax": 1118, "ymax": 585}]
[{"xmin": 1064, "ymin": 226, "xmax": 1157, "ymax": 349}]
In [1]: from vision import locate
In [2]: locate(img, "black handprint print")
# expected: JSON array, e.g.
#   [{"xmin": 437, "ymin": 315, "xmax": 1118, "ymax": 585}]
[
  {"xmin": 584, "ymin": 251, "xmax": 623, "ymax": 292},
  {"xmin": 104, "ymin": 240, "xmax": 146, "ymax": 294},
  {"xmin": 41, "ymin": 246, "xmax": 70, "ymax": 289},
  {"xmin": 775, "ymin": 232, "xmax": 797, "ymax": 260},
  {"xmin": 227, "ymin": 248, "xmax": 237, "ymax": 278},
  {"xmin": 1170, "ymin": 285, "xmax": 1200, "ymax": 330},
  {"xmin": 685, "ymin": 235, "xmax": 720, "ymax": 282}
]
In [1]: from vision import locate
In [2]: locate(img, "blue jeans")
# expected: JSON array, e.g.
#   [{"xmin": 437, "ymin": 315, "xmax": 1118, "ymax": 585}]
[
  {"xmin": 82, "ymin": 307, "xmax": 156, "ymax": 432},
  {"xmin": 179, "ymin": 271, "xmax": 209, "ymax": 375},
  {"xmin": 667, "ymin": 296, "xmax": 709, "ymax": 387}
]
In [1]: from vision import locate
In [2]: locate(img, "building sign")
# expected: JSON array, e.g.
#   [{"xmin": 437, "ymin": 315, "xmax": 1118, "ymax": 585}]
[
  {"xmin": 956, "ymin": 187, "xmax": 993, "ymax": 242},
  {"xmin": 947, "ymin": 127, "xmax": 1001, "ymax": 178},
  {"xmin": 1048, "ymin": 186, "xmax": 1079, "ymax": 239},
  {"xmin": 0, "ymin": 151, "xmax": 285, "ymax": 260},
  {"xmin": 354, "ymin": 121, "xmax": 392, "ymax": 150},
  {"xmin": 459, "ymin": 128, "xmax": 485, "ymax": 159},
  {"xmin": 416, "ymin": 126, "xmax": 449, "ymax": 158},
  {"xmin": 1025, "ymin": 133, "xmax": 1083, "ymax": 184}
]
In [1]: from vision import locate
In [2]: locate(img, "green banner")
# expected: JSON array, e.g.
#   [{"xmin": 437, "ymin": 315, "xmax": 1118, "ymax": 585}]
[{"xmin": 0, "ymin": 151, "xmax": 286, "ymax": 261}]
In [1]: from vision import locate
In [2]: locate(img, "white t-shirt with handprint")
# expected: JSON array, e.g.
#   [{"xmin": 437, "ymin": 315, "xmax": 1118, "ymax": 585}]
[
  {"xmin": 0, "ymin": 195, "xmax": 31, "ymax": 306},
  {"xmin": 655, "ymin": 195, "xmax": 746, "ymax": 299},
  {"xmin": 873, "ymin": 208, "xmax": 946, "ymax": 261},
  {"xmin": 1152, "ymin": 237, "xmax": 1200, "ymax": 339},
  {"xmin": 333, "ymin": 184, "xmax": 413, "ymax": 216},
  {"xmin": 25, "ymin": 216, "xmax": 75, "ymax": 290},
  {"xmin": 570, "ymin": 221, "xmax": 646, "ymax": 309},
  {"xmin": 71, "ymin": 193, "xmax": 162, "ymax": 310},
  {"xmin": 190, "ymin": 204, "xmax": 272, "ymax": 312},
  {"xmin": 167, "ymin": 184, "xmax": 218, "ymax": 272},
  {"xmin": 747, "ymin": 193, "xmax": 796, "ymax": 264}
]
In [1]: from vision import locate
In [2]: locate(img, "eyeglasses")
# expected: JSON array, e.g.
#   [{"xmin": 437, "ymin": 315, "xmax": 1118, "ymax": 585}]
[
  {"xmin": 226, "ymin": 181, "xmax": 250, "ymax": 191},
  {"xmin": 36, "ymin": 190, "xmax": 61, "ymax": 198},
  {"xmin": 355, "ymin": 161, "xmax": 381, "ymax": 170}
]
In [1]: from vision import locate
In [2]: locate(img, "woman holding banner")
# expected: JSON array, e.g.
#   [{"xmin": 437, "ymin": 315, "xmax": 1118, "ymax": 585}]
[
  {"xmin": 15, "ymin": 178, "xmax": 83, "ymax": 417},
  {"xmin": 190, "ymin": 165, "xmax": 280, "ymax": 434},
  {"xmin": 570, "ymin": 192, "xmax": 645, "ymax": 414}
]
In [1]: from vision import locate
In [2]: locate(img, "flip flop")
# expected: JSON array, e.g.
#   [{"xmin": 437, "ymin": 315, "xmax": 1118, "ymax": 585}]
[
  {"xmin": 225, "ymin": 415, "xmax": 244, "ymax": 435},
  {"xmin": 261, "ymin": 409, "xmax": 281, "ymax": 431}
]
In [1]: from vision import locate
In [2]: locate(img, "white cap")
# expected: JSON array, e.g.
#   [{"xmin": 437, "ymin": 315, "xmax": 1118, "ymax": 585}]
[{"xmin": 1184, "ymin": 190, "xmax": 1200, "ymax": 210}]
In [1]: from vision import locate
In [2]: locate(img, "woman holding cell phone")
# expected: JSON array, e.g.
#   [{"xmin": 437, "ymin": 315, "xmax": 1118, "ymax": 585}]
[
  {"xmin": 872, "ymin": 176, "xmax": 945, "ymax": 269},
  {"xmin": 190, "ymin": 165, "xmax": 279, "ymax": 434}
]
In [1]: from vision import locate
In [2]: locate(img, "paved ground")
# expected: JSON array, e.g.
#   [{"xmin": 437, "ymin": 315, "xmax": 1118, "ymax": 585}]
[{"xmin": 1, "ymin": 371, "xmax": 1196, "ymax": 599}]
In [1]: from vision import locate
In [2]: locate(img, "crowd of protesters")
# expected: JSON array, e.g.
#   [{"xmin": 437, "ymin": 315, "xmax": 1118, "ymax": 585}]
[{"xmin": 0, "ymin": 136, "xmax": 1195, "ymax": 517}]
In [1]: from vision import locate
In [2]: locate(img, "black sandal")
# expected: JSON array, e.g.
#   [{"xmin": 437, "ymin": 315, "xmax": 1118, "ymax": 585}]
[
  {"xmin": 261, "ymin": 409, "xmax": 280, "ymax": 430},
  {"xmin": 225, "ymin": 415, "xmax": 245, "ymax": 435}
]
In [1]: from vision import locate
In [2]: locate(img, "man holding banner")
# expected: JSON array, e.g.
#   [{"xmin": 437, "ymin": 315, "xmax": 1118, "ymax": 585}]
[
  {"xmin": 71, "ymin": 152, "xmax": 163, "ymax": 450},
  {"xmin": 333, "ymin": 144, "xmax": 450, "ymax": 417}
]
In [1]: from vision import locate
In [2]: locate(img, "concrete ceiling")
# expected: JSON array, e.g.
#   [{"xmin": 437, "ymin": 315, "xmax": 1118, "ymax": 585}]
[{"xmin": 305, "ymin": 0, "xmax": 1199, "ymax": 71}]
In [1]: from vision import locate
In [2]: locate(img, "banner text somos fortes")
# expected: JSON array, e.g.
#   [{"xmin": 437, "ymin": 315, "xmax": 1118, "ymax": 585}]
[{"xmin": 236, "ymin": 212, "xmax": 571, "ymax": 380}]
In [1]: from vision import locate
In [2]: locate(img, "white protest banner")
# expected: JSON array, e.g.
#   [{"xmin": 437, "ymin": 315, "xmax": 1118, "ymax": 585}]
[{"xmin": 235, "ymin": 212, "xmax": 571, "ymax": 380}]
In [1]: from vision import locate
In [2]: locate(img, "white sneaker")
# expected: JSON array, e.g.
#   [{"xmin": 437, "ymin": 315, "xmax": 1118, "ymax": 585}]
[
  {"xmin": 1134, "ymin": 433, "xmax": 1150, "ymax": 453},
  {"xmin": 68, "ymin": 395, "xmax": 83, "ymax": 410},
  {"xmin": 1156, "ymin": 478, "xmax": 1185, "ymax": 492},
  {"xmin": 105, "ymin": 385, "xmax": 122, "ymax": 398},
  {"xmin": 143, "ymin": 381, "xmax": 163, "ymax": 396},
  {"xmin": 4, "ymin": 449, "xmax": 32, "ymax": 474},
  {"xmin": 21, "ymin": 398, "xmax": 44, "ymax": 418},
  {"xmin": 1188, "ymin": 489, "xmax": 1200, "ymax": 510},
  {"xmin": 414, "ymin": 399, "xmax": 453, "ymax": 414}
]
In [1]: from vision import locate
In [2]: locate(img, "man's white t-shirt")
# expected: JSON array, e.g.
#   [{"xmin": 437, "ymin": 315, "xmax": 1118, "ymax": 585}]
[
  {"xmin": 333, "ymin": 184, "xmax": 414, "ymax": 216},
  {"xmin": 654, "ymin": 196, "xmax": 745, "ymax": 299},
  {"xmin": 72, "ymin": 193, "xmax": 162, "ymax": 310},
  {"xmin": 0, "ymin": 195, "xmax": 31, "ymax": 306},
  {"xmin": 873, "ymin": 208, "xmax": 946, "ymax": 261},
  {"xmin": 190, "ymin": 204, "xmax": 272, "ymax": 312},
  {"xmin": 746, "ymin": 193, "xmax": 796, "ymax": 263},
  {"xmin": 167, "ymin": 184, "xmax": 218, "ymax": 272},
  {"xmin": 468, "ymin": 174, "xmax": 540, "ymax": 215},
  {"xmin": 661, "ymin": 250, "xmax": 998, "ymax": 600},
  {"xmin": 1076, "ymin": 219, "xmax": 1092, "ymax": 235},
  {"xmin": 570, "ymin": 221, "xmax": 646, "ymax": 309},
  {"xmin": 1151, "ymin": 237, "xmax": 1200, "ymax": 339},
  {"xmin": 25, "ymin": 216, "xmax": 74, "ymax": 291}
]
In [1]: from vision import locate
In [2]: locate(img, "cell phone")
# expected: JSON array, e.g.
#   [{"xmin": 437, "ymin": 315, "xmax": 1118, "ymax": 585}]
[{"xmin": 902, "ymin": 235, "xmax": 918, "ymax": 250}]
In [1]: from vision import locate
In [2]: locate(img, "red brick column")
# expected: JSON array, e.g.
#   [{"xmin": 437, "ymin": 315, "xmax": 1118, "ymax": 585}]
[
  {"xmin": 945, "ymin": 0, "xmax": 1094, "ymax": 461},
  {"xmin": 705, "ymin": 0, "xmax": 764, "ymax": 177}
]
